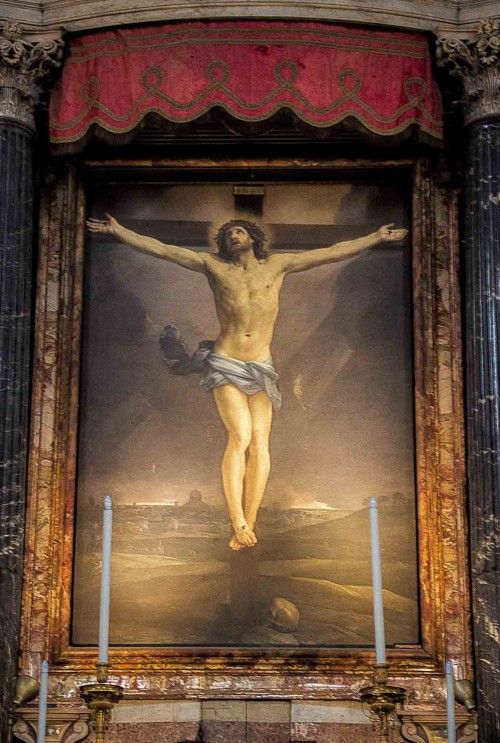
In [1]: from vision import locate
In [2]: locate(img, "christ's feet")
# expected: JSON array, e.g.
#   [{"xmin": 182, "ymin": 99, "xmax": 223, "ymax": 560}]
[
  {"xmin": 229, "ymin": 535, "xmax": 245, "ymax": 550},
  {"xmin": 229, "ymin": 520, "xmax": 257, "ymax": 550}
]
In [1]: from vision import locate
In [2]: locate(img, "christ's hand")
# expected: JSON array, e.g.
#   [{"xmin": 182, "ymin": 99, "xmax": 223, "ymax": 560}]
[
  {"xmin": 378, "ymin": 223, "xmax": 408, "ymax": 242},
  {"xmin": 86, "ymin": 213, "xmax": 118, "ymax": 235}
]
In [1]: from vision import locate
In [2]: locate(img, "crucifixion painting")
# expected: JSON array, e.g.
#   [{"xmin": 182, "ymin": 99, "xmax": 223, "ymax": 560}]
[{"xmin": 87, "ymin": 213, "xmax": 407, "ymax": 552}]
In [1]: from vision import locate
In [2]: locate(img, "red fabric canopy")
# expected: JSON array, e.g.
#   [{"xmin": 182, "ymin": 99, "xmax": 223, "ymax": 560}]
[{"xmin": 49, "ymin": 21, "xmax": 443, "ymax": 147}]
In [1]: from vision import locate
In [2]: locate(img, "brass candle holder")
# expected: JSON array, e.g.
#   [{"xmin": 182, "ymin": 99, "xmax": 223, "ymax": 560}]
[
  {"xmin": 79, "ymin": 662, "xmax": 124, "ymax": 743},
  {"xmin": 360, "ymin": 664, "xmax": 406, "ymax": 743}
]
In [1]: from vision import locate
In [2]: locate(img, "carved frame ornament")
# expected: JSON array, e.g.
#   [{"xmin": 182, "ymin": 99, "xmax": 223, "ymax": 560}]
[
  {"xmin": 12, "ymin": 708, "xmax": 90, "ymax": 743},
  {"xmin": 19, "ymin": 156, "xmax": 471, "ymax": 707},
  {"xmin": 400, "ymin": 710, "xmax": 477, "ymax": 743},
  {"xmin": 437, "ymin": 19, "xmax": 500, "ymax": 124}
]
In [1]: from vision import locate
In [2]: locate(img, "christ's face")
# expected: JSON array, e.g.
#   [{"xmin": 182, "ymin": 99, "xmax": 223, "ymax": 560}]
[{"xmin": 225, "ymin": 225, "xmax": 254, "ymax": 255}]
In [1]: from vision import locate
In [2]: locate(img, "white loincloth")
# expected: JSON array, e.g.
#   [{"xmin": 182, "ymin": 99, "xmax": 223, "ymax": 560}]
[{"xmin": 200, "ymin": 353, "xmax": 282, "ymax": 411}]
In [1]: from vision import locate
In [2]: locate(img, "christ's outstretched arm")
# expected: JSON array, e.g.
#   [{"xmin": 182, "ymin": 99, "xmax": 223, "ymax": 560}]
[
  {"xmin": 86, "ymin": 214, "xmax": 207, "ymax": 273},
  {"xmin": 279, "ymin": 223, "xmax": 408, "ymax": 274}
]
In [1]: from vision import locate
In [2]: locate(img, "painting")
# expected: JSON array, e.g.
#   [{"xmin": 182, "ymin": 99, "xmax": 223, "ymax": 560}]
[{"xmin": 72, "ymin": 175, "xmax": 418, "ymax": 648}]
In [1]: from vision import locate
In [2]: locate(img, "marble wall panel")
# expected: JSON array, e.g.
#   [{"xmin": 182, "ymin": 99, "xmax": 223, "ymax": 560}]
[
  {"xmin": 291, "ymin": 722, "xmax": 380, "ymax": 743},
  {"xmin": 102, "ymin": 720, "xmax": 378, "ymax": 743},
  {"xmin": 105, "ymin": 721, "xmax": 199, "ymax": 743},
  {"xmin": 103, "ymin": 701, "xmax": 377, "ymax": 743}
]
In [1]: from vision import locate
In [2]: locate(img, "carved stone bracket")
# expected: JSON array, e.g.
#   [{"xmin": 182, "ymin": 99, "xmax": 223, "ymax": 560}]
[
  {"xmin": 12, "ymin": 707, "xmax": 90, "ymax": 743},
  {"xmin": 0, "ymin": 21, "xmax": 64, "ymax": 129},
  {"xmin": 436, "ymin": 19, "xmax": 500, "ymax": 124},
  {"xmin": 399, "ymin": 710, "xmax": 477, "ymax": 743}
]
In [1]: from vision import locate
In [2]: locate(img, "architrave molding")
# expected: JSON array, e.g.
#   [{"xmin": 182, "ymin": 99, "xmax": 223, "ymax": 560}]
[{"xmin": 0, "ymin": 0, "xmax": 499, "ymax": 36}]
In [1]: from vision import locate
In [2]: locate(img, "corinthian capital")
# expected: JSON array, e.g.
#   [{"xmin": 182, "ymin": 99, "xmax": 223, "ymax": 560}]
[
  {"xmin": 0, "ymin": 22, "xmax": 64, "ymax": 129},
  {"xmin": 437, "ymin": 19, "xmax": 500, "ymax": 125}
]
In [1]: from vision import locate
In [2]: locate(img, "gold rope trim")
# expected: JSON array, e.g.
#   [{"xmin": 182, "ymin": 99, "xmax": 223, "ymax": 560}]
[
  {"xmin": 53, "ymin": 25, "xmax": 440, "ymax": 143},
  {"xmin": 67, "ymin": 25, "xmax": 428, "ymax": 57},
  {"xmin": 52, "ymin": 97, "xmax": 442, "ymax": 131},
  {"xmin": 65, "ymin": 36, "xmax": 429, "ymax": 64},
  {"xmin": 50, "ymin": 103, "xmax": 443, "ymax": 144},
  {"xmin": 51, "ymin": 64, "xmax": 442, "ymax": 133}
]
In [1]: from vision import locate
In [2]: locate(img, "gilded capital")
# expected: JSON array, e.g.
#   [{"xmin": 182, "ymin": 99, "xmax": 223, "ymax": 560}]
[
  {"xmin": 436, "ymin": 19, "xmax": 500, "ymax": 125},
  {"xmin": 0, "ymin": 22, "xmax": 64, "ymax": 129}
]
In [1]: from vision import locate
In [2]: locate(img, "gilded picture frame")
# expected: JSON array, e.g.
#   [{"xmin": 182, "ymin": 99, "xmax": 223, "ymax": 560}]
[{"xmin": 19, "ymin": 156, "xmax": 471, "ymax": 703}]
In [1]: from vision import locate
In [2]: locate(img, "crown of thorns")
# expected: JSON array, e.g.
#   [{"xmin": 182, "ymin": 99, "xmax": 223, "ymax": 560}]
[{"xmin": 215, "ymin": 219, "xmax": 268, "ymax": 261}]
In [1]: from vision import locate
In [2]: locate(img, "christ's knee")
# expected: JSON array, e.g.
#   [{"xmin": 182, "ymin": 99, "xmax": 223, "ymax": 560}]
[
  {"xmin": 249, "ymin": 430, "xmax": 271, "ymax": 459},
  {"xmin": 227, "ymin": 428, "xmax": 252, "ymax": 455}
]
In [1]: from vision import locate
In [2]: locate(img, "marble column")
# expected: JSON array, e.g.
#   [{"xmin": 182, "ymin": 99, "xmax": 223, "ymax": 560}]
[
  {"xmin": 437, "ymin": 20, "xmax": 500, "ymax": 743},
  {"xmin": 0, "ymin": 21, "xmax": 63, "ymax": 740}
]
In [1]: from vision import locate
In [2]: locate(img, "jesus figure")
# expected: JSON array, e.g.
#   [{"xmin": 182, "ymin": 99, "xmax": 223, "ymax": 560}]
[{"xmin": 87, "ymin": 215, "xmax": 407, "ymax": 550}]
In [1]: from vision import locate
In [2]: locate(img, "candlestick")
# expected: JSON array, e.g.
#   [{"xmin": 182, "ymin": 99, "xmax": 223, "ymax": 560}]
[
  {"xmin": 369, "ymin": 498, "xmax": 386, "ymax": 664},
  {"xmin": 360, "ymin": 664, "xmax": 405, "ymax": 743},
  {"xmin": 446, "ymin": 661, "xmax": 457, "ymax": 743},
  {"xmin": 99, "ymin": 496, "xmax": 113, "ymax": 663},
  {"xmin": 80, "ymin": 662, "xmax": 124, "ymax": 743},
  {"xmin": 37, "ymin": 660, "xmax": 49, "ymax": 743}
]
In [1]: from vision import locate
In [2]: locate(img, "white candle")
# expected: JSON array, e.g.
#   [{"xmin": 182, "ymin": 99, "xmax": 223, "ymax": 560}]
[
  {"xmin": 369, "ymin": 498, "xmax": 386, "ymax": 664},
  {"xmin": 98, "ymin": 495, "xmax": 113, "ymax": 663},
  {"xmin": 445, "ymin": 661, "xmax": 457, "ymax": 743},
  {"xmin": 37, "ymin": 660, "xmax": 49, "ymax": 743}
]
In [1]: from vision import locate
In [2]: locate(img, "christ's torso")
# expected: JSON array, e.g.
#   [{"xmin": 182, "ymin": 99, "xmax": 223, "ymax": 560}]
[{"xmin": 205, "ymin": 254, "xmax": 285, "ymax": 362}]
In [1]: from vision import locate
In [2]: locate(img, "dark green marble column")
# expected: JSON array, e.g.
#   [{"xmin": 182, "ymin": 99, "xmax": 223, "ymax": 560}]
[
  {"xmin": 0, "ymin": 118, "xmax": 35, "ymax": 740},
  {"xmin": 0, "ymin": 21, "xmax": 63, "ymax": 739},
  {"xmin": 438, "ymin": 21, "xmax": 500, "ymax": 743},
  {"xmin": 464, "ymin": 120, "xmax": 500, "ymax": 743}
]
